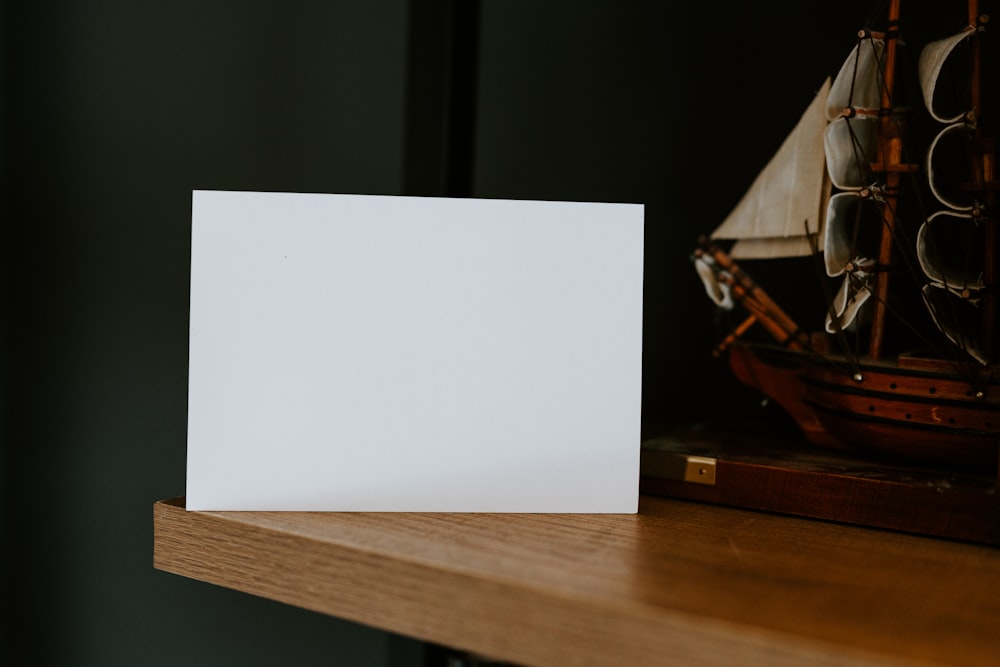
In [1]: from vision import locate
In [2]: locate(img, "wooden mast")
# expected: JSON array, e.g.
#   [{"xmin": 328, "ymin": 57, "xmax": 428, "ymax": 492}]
[
  {"xmin": 969, "ymin": 0, "xmax": 998, "ymax": 364},
  {"xmin": 867, "ymin": 0, "xmax": 904, "ymax": 360}
]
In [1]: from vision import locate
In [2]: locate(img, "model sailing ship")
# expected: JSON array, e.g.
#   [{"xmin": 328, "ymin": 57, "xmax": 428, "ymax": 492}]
[{"xmin": 693, "ymin": 0, "xmax": 1000, "ymax": 472}]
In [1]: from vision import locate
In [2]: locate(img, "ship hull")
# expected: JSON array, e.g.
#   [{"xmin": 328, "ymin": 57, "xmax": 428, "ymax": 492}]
[{"xmin": 727, "ymin": 342, "xmax": 1000, "ymax": 471}]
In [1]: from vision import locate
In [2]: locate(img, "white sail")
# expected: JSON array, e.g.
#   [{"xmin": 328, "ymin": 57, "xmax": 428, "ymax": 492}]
[
  {"xmin": 927, "ymin": 122, "xmax": 976, "ymax": 212},
  {"xmin": 823, "ymin": 194, "xmax": 866, "ymax": 276},
  {"xmin": 710, "ymin": 78, "xmax": 831, "ymax": 259},
  {"xmin": 820, "ymin": 36, "xmax": 887, "ymax": 331},
  {"xmin": 826, "ymin": 270, "xmax": 873, "ymax": 333},
  {"xmin": 824, "ymin": 36, "xmax": 883, "ymax": 191},
  {"xmin": 824, "ymin": 116, "xmax": 879, "ymax": 189},
  {"xmin": 826, "ymin": 37, "xmax": 884, "ymax": 121},
  {"xmin": 917, "ymin": 210, "xmax": 984, "ymax": 296},
  {"xmin": 917, "ymin": 23, "xmax": 989, "ymax": 364},
  {"xmin": 823, "ymin": 193, "xmax": 876, "ymax": 332},
  {"xmin": 694, "ymin": 255, "xmax": 734, "ymax": 310},
  {"xmin": 918, "ymin": 26, "xmax": 982, "ymax": 124},
  {"xmin": 922, "ymin": 285, "xmax": 988, "ymax": 365}
]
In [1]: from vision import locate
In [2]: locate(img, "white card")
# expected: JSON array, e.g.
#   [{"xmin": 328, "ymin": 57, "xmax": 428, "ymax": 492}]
[{"xmin": 186, "ymin": 190, "xmax": 643, "ymax": 512}]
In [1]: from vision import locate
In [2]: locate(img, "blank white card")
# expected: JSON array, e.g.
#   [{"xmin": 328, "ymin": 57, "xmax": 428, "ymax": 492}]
[{"xmin": 186, "ymin": 190, "xmax": 644, "ymax": 512}]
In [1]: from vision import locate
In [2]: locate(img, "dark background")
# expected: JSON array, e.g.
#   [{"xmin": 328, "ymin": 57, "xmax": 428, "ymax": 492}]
[{"xmin": 3, "ymin": 1, "xmax": 897, "ymax": 665}]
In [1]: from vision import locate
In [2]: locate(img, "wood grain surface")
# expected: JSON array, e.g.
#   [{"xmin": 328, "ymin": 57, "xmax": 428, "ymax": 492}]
[{"xmin": 154, "ymin": 495, "xmax": 1000, "ymax": 666}]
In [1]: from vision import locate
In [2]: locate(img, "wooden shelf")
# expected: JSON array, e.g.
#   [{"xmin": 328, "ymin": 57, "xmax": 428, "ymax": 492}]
[{"xmin": 154, "ymin": 495, "xmax": 1000, "ymax": 666}]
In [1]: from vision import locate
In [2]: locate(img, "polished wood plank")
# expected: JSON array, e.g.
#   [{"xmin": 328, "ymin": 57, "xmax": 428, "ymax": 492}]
[
  {"xmin": 640, "ymin": 429, "xmax": 1000, "ymax": 545},
  {"xmin": 154, "ymin": 495, "xmax": 1000, "ymax": 666}
]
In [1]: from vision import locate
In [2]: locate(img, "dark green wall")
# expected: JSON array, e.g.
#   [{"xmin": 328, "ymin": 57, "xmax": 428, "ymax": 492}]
[
  {"xmin": 2, "ymin": 1, "xmax": 883, "ymax": 665},
  {"xmin": 472, "ymin": 2, "xmax": 879, "ymax": 435},
  {"xmin": 4, "ymin": 2, "xmax": 420, "ymax": 665}
]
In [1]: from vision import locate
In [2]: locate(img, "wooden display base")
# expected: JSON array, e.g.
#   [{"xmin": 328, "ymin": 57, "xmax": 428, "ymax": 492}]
[{"xmin": 639, "ymin": 424, "xmax": 1000, "ymax": 546}]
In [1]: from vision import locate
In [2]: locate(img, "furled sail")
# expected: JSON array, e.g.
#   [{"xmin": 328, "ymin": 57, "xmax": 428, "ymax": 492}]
[
  {"xmin": 709, "ymin": 78, "xmax": 832, "ymax": 260},
  {"xmin": 693, "ymin": 253, "xmax": 734, "ymax": 310},
  {"xmin": 916, "ymin": 24, "xmax": 987, "ymax": 364}
]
